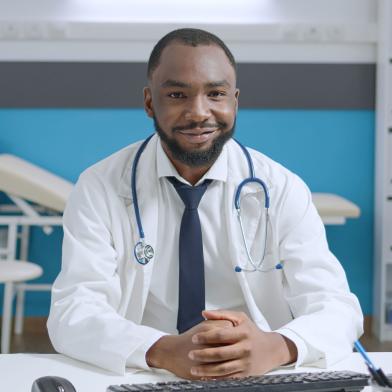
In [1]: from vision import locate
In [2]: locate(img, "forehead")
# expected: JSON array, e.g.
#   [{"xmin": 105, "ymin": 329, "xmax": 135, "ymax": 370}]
[{"xmin": 150, "ymin": 43, "xmax": 236, "ymax": 86}]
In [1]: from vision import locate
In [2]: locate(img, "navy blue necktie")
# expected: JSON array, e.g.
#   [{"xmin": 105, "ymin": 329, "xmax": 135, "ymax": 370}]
[{"xmin": 168, "ymin": 177, "xmax": 212, "ymax": 334}]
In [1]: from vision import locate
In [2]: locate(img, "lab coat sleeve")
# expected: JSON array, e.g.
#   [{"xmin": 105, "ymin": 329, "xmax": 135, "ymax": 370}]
[
  {"xmin": 274, "ymin": 174, "xmax": 363, "ymax": 367},
  {"xmin": 47, "ymin": 170, "xmax": 166, "ymax": 374}
]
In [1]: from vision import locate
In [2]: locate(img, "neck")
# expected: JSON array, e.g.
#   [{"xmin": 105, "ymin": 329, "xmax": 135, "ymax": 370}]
[{"xmin": 174, "ymin": 163, "xmax": 210, "ymax": 185}]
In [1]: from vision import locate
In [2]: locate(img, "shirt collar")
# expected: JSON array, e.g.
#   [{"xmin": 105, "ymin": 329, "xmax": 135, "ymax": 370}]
[{"xmin": 156, "ymin": 137, "xmax": 228, "ymax": 185}]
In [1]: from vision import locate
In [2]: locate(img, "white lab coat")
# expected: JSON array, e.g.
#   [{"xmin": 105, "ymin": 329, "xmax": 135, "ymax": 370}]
[{"xmin": 48, "ymin": 134, "xmax": 363, "ymax": 375}]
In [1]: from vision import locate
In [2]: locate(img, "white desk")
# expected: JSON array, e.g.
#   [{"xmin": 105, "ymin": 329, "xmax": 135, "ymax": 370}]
[{"xmin": 0, "ymin": 353, "xmax": 390, "ymax": 392}]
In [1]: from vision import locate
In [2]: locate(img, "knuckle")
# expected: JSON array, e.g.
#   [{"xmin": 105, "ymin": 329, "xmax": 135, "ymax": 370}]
[
  {"xmin": 214, "ymin": 349, "xmax": 225, "ymax": 360},
  {"xmin": 216, "ymin": 363, "xmax": 230, "ymax": 374},
  {"xmin": 200, "ymin": 349, "xmax": 211, "ymax": 360},
  {"xmin": 221, "ymin": 320, "xmax": 233, "ymax": 328},
  {"xmin": 245, "ymin": 358, "xmax": 254, "ymax": 371},
  {"xmin": 241, "ymin": 329, "xmax": 251, "ymax": 339},
  {"xmin": 238, "ymin": 331, "xmax": 247, "ymax": 341},
  {"xmin": 242, "ymin": 343, "xmax": 252, "ymax": 356},
  {"xmin": 192, "ymin": 350, "xmax": 201, "ymax": 360},
  {"xmin": 199, "ymin": 323, "xmax": 211, "ymax": 332}
]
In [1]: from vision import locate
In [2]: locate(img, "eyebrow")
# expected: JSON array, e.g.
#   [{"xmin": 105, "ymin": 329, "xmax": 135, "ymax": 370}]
[
  {"xmin": 161, "ymin": 79, "xmax": 191, "ymax": 88},
  {"xmin": 206, "ymin": 80, "xmax": 231, "ymax": 88},
  {"xmin": 161, "ymin": 79, "xmax": 231, "ymax": 88}
]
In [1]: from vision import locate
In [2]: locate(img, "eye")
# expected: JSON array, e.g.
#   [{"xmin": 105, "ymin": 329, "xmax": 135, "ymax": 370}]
[
  {"xmin": 168, "ymin": 92, "xmax": 186, "ymax": 98},
  {"xmin": 208, "ymin": 90, "xmax": 226, "ymax": 98}
]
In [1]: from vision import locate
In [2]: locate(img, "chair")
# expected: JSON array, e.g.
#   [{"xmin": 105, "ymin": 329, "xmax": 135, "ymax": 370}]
[{"xmin": 0, "ymin": 260, "xmax": 43, "ymax": 353}]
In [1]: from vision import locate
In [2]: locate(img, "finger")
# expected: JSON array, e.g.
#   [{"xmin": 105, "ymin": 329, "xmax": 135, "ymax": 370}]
[
  {"xmin": 199, "ymin": 372, "xmax": 244, "ymax": 381},
  {"xmin": 191, "ymin": 359, "xmax": 245, "ymax": 378},
  {"xmin": 202, "ymin": 310, "xmax": 248, "ymax": 326},
  {"xmin": 192, "ymin": 326, "xmax": 247, "ymax": 345},
  {"xmin": 202, "ymin": 319, "xmax": 233, "ymax": 329},
  {"xmin": 189, "ymin": 342, "xmax": 246, "ymax": 363}
]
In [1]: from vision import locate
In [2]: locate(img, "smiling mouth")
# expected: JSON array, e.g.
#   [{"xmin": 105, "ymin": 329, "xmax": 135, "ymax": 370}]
[
  {"xmin": 179, "ymin": 129, "xmax": 216, "ymax": 136},
  {"xmin": 178, "ymin": 129, "xmax": 218, "ymax": 144}
]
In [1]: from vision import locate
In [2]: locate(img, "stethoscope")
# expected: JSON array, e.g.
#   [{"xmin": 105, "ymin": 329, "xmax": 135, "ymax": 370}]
[{"xmin": 131, "ymin": 134, "xmax": 283, "ymax": 273}]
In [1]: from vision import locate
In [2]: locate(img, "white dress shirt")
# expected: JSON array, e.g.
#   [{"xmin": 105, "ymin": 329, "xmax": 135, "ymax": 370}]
[{"xmin": 141, "ymin": 140, "xmax": 249, "ymax": 334}]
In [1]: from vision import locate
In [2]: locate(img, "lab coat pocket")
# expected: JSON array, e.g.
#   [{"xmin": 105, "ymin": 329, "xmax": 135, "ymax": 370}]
[
  {"xmin": 239, "ymin": 190, "xmax": 265, "ymax": 246},
  {"xmin": 245, "ymin": 253, "xmax": 291, "ymax": 330},
  {"xmin": 240, "ymin": 192, "xmax": 276, "ymax": 262}
]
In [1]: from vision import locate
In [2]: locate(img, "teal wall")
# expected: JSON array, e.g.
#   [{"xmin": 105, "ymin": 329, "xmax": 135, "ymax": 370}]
[{"xmin": 0, "ymin": 108, "xmax": 375, "ymax": 315}]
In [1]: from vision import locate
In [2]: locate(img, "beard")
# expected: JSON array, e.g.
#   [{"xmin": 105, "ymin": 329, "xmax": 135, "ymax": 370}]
[{"xmin": 153, "ymin": 116, "xmax": 235, "ymax": 168}]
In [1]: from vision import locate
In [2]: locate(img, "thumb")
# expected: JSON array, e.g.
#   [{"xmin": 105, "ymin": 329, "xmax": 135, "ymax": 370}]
[{"xmin": 202, "ymin": 309, "xmax": 247, "ymax": 326}]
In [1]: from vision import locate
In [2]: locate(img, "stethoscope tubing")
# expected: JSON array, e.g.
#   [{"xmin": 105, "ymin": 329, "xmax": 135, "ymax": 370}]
[
  {"xmin": 131, "ymin": 134, "xmax": 154, "ymax": 241},
  {"xmin": 131, "ymin": 134, "xmax": 279, "ymax": 272}
]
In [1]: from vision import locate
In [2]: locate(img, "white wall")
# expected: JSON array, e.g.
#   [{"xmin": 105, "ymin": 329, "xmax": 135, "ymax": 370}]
[
  {"xmin": 0, "ymin": 0, "xmax": 376, "ymax": 23},
  {"xmin": 0, "ymin": 0, "xmax": 378, "ymax": 62}
]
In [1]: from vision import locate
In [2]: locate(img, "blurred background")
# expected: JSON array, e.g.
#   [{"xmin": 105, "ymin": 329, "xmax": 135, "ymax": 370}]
[{"xmin": 0, "ymin": 0, "xmax": 391, "ymax": 353}]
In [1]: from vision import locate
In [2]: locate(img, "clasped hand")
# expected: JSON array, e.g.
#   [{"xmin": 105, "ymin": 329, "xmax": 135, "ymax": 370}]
[{"xmin": 146, "ymin": 309, "xmax": 297, "ymax": 380}]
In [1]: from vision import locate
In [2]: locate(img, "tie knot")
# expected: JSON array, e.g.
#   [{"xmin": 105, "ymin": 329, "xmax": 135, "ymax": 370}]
[{"xmin": 168, "ymin": 177, "xmax": 212, "ymax": 210}]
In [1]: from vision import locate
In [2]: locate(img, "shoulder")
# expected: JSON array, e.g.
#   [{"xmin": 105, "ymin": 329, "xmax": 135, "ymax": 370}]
[
  {"xmin": 80, "ymin": 140, "xmax": 143, "ymax": 184},
  {"xmin": 226, "ymin": 139, "xmax": 312, "ymax": 221},
  {"xmin": 63, "ymin": 139, "xmax": 146, "ymax": 212},
  {"xmin": 226, "ymin": 139, "xmax": 305, "ymax": 194}
]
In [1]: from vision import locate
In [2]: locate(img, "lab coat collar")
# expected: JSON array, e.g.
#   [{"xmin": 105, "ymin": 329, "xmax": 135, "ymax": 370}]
[
  {"xmin": 117, "ymin": 134, "xmax": 158, "ymax": 201},
  {"xmin": 117, "ymin": 136, "xmax": 272, "ymax": 198}
]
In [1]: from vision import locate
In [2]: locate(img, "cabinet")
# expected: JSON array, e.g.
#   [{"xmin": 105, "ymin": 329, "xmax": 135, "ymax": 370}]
[{"xmin": 373, "ymin": 0, "xmax": 392, "ymax": 341}]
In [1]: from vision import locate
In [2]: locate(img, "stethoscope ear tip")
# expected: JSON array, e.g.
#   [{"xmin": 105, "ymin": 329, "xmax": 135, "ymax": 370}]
[{"xmin": 234, "ymin": 266, "xmax": 242, "ymax": 272}]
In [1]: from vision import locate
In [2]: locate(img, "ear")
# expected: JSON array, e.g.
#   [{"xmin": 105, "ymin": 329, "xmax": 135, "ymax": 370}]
[
  {"xmin": 234, "ymin": 88, "xmax": 240, "ymax": 112},
  {"xmin": 143, "ymin": 87, "xmax": 154, "ymax": 118}
]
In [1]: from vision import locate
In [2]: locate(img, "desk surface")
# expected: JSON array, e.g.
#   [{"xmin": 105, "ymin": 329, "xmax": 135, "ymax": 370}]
[{"xmin": 0, "ymin": 352, "xmax": 391, "ymax": 392}]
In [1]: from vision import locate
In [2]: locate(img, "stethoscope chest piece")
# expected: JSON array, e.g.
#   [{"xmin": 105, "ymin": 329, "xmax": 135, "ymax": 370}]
[{"xmin": 134, "ymin": 241, "xmax": 154, "ymax": 265}]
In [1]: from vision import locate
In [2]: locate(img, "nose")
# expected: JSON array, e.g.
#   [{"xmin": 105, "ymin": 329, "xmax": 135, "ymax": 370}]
[{"xmin": 184, "ymin": 95, "xmax": 211, "ymax": 122}]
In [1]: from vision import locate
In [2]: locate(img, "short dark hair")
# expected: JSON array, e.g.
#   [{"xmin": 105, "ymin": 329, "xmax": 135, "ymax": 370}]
[{"xmin": 147, "ymin": 28, "xmax": 236, "ymax": 79}]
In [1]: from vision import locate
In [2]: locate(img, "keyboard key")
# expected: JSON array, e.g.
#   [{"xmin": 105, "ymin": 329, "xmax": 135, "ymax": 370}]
[{"xmin": 107, "ymin": 370, "xmax": 370, "ymax": 392}]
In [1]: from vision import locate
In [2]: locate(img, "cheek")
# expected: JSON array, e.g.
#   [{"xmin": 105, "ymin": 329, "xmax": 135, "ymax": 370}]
[
  {"xmin": 153, "ymin": 96, "xmax": 184, "ymax": 121},
  {"xmin": 155, "ymin": 107, "xmax": 182, "ymax": 128},
  {"xmin": 215, "ymin": 104, "xmax": 236, "ymax": 124}
]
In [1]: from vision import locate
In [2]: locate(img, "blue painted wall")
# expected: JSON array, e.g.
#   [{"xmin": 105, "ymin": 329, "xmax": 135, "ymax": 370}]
[{"xmin": 0, "ymin": 108, "xmax": 375, "ymax": 315}]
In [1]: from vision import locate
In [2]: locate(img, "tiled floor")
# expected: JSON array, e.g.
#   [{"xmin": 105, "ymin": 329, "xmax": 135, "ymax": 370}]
[{"xmin": 6, "ymin": 317, "xmax": 392, "ymax": 354}]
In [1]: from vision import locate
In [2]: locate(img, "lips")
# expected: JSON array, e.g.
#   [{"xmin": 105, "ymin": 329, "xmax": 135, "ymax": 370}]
[
  {"xmin": 180, "ymin": 128, "xmax": 216, "ymax": 135},
  {"xmin": 178, "ymin": 129, "xmax": 217, "ymax": 144}
]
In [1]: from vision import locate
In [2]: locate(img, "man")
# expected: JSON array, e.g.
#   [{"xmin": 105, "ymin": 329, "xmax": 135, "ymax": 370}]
[{"xmin": 48, "ymin": 28, "xmax": 363, "ymax": 379}]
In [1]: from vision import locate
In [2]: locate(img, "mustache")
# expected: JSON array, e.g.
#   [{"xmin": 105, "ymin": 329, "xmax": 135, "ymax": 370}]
[{"xmin": 172, "ymin": 121, "xmax": 226, "ymax": 132}]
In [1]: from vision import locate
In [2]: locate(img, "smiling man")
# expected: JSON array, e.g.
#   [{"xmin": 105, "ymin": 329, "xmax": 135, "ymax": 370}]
[
  {"xmin": 146, "ymin": 40, "xmax": 238, "ymax": 185},
  {"xmin": 48, "ymin": 28, "xmax": 363, "ymax": 379}
]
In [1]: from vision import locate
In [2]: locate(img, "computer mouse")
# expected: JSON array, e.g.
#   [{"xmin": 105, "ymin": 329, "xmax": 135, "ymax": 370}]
[{"xmin": 31, "ymin": 376, "xmax": 77, "ymax": 392}]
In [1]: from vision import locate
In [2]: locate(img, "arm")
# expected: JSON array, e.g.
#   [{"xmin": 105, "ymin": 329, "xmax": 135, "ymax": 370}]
[
  {"xmin": 274, "ymin": 174, "xmax": 363, "ymax": 367},
  {"xmin": 47, "ymin": 170, "xmax": 165, "ymax": 374}
]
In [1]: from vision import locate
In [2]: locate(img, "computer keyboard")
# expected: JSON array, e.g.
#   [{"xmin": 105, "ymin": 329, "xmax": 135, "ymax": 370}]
[{"xmin": 106, "ymin": 370, "xmax": 370, "ymax": 392}]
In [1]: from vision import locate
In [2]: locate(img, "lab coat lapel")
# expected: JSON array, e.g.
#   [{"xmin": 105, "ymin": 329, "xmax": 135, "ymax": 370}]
[
  {"xmin": 136, "ymin": 135, "xmax": 160, "ymax": 312},
  {"xmin": 225, "ymin": 140, "xmax": 272, "ymax": 332},
  {"xmin": 118, "ymin": 134, "xmax": 159, "ymax": 322}
]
